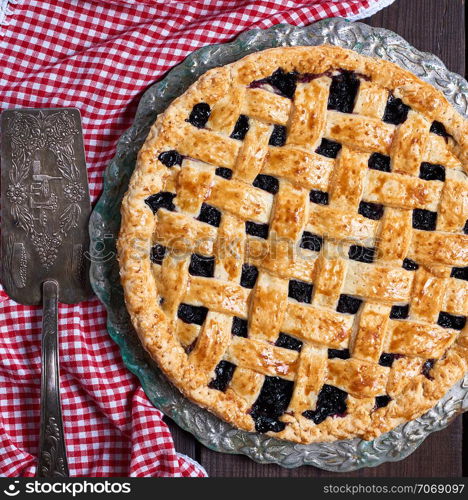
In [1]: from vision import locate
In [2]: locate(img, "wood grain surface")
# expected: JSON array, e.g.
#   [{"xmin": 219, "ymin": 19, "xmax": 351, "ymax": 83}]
[{"xmin": 167, "ymin": 0, "xmax": 467, "ymax": 477}]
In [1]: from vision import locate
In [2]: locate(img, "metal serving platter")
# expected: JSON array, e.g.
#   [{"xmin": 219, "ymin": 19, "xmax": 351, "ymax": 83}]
[{"xmin": 89, "ymin": 18, "xmax": 468, "ymax": 471}]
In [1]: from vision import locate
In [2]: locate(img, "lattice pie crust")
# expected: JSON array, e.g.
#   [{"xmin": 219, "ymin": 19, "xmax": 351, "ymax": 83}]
[{"xmin": 118, "ymin": 46, "xmax": 468, "ymax": 443}]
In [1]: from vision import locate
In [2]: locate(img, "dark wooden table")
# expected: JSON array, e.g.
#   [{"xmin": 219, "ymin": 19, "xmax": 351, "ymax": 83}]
[{"xmin": 166, "ymin": 0, "xmax": 467, "ymax": 477}]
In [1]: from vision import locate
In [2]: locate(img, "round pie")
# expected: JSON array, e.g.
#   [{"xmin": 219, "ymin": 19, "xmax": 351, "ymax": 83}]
[{"xmin": 118, "ymin": 45, "xmax": 468, "ymax": 443}]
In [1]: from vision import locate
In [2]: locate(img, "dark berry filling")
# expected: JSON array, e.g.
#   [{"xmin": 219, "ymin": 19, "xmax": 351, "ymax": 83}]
[
  {"xmin": 348, "ymin": 245, "xmax": 375, "ymax": 263},
  {"xmin": 412, "ymin": 209, "xmax": 437, "ymax": 231},
  {"xmin": 246, "ymin": 221, "xmax": 269, "ymax": 239},
  {"xmin": 250, "ymin": 376, "xmax": 294, "ymax": 433},
  {"xmin": 390, "ymin": 304, "xmax": 410, "ymax": 319},
  {"xmin": 379, "ymin": 352, "xmax": 403, "ymax": 368},
  {"xmin": 327, "ymin": 71, "xmax": 360, "ymax": 113},
  {"xmin": 437, "ymin": 312, "xmax": 466, "ymax": 330},
  {"xmin": 188, "ymin": 254, "xmax": 215, "ymax": 278},
  {"xmin": 261, "ymin": 68, "xmax": 298, "ymax": 99},
  {"xmin": 240, "ymin": 264, "xmax": 259, "ymax": 289},
  {"xmin": 328, "ymin": 348, "xmax": 350, "ymax": 360},
  {"xmin": 231, "ymin": 317, "xmax": 248, "ymax": 338},
  {"xmin": 230, "ymin": 114, "xmax": 250, "ymax": 140},
  {"xmin": 368, "ymin": 152, "xmax": 391, "ymax": 172},
  {"xmin": 215, "ymin": 167, "xmax": 233, "ymax": 179},
  {"xmin": 419, "ymin": 162, "xmax": 446, "ymax": 182},
  {"xmin": 187, "ymin": 102, "xmax": 211, "ymax": 128},
  {"xmin": 422, "ymin": 358, "xmax": 436, "ymax": 380},
  {"xmin": 269, "ymin": 125, "xmax": 287, "ymax": 146},
  {"xmin": 299, "ymin": 231, "xmax": 323, "ymax": 252},
  {"xmin": 430, "ymin": 121, "xmax": 450, "ymax": 139},
  {"xmin": 464, "ymin": 220, "xmax": 468, "ymax": 234},
  {"xmin": 383, "ymin": 95, "xmax": 410, "ymax": 125},
  {"xmin": 309, "ymin": 190, "xmax": 329, "ymax": 205},
  {"xmin": 358, "ymin": 201, "xmax": 384, "ymax": 220},
  {"xmin": 374, "ymin": 395, "xmax": 392, "ymax": 409},
  {"xmin": 158, "ymin": 150, "xmax": 183, "ymax": 167},
  {"xmin": 336, "ymin": 294, "xmax": 362, "ymax": 315},
  {"xmin": 275, "ymin": 333, "xmax": 303, "ymax": 352},
  {"xmin": 208, "ymin": 360, "xmax": 236, "ymax": 391},
  {"xmin": 403, "ymin": 258, "xmax": 419, "ymax": 271},
  {"xmin": 178, "ymin": 303, "xmax": 208, "ymax": 325},
  {"xmin": 145, "ymin": 191, "xmax": 176, "ymax": 214},
  {"xmin": 197, "ymin": 203, "xmax": 221, "ymax": 227},
  {"xmin": 451, "ymin": 267, "xmax": 468, "ymax": 281},
  {"xmin": 315, "ymin": 138, "xmax": 342, "ymax": 158},
  {"xmin": 302, "ymin": 384, "xmax": 348, "ymax": 424},
  {"xmin": 150, "ymin": 244, "xmax": 166, "ymax": 265},
  {"xmin": 253, "ymin": 174, "xmax": 279, "ymax": 194},
  {"xmin": 288, "ymin": 279, "xmax": 313, "ymax": 304}
]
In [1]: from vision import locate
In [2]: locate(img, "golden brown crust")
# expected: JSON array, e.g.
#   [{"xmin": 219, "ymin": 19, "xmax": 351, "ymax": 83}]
[{"xmin": 118, "ymin": 45, "xmax": 468, "ymax": 443}]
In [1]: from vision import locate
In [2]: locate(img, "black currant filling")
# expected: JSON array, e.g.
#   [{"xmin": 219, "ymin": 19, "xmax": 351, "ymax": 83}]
[
  {"xmin": 215, "ymin": 167, "xmax": 233, "ymax": 179},
  {"xmin": 250, "ymin": 376, "xmax": 294, "ymax": 433},
  {"xmin": 368, "ymin": 152, "xmax": 391, "ymax": 172},
  {"xmin": 348, "ymin": 245, "xmax": 375, "ymax": 263},
  {"xmin": 430, "ymin": 121, "xmax": 451, "ymax": 140},
  {"xmin": 197, "ymin": 203, "xmax": 221, "ymax": 227},
  {"xmin": 328, "ymin": 349, "xmax": 350, "ymax": 360},
  {"xmin": 419, "ymin": 162, "xmax": 446, "ymax": 182},
  {"xmin": 240, "ymin": 264, "xmax": 259, "ymax": 289},
  {"xmin": 315, "ymin": 138, "xmax": 342, "ymax": 158},
  {"xmin": 358, "ymin": 201, "xmax": 384, "ymax": 220},
  {"xmin": 374, "ymin": 395, "xmax": 392, "ymax": 409},
  {"xmin": 245, "ymin": 221, "xmax": 269, "ymax": 239},
  {"xmin": 150, "ymin": 244, "xmax": 166, "ymax": 265},
  {"xmin": 253, "ymin": 174, "xmax": 279, "ymax": 194},
  {"xmin": 309, "ymin": 190, "xmax": 329, "ymax": 205},
  {"xmin": 144, "ymin": 191, "xmax": 176, "ymax": 214},
  {"xmin": 327, "ymin": 70, "xmax": 360, "ymax": 113},
  {"xmin": 302, "ymin": 385, "xmax": 348, "ymax": 424},
  {"xmin": 403, "ymin": 258, "xmax": 419, "ymax": 271},
  {"xmin": 299, "ymin": 231, "xmax": 323, "ymax": 252},
  {"xmin": 275, "ymin": 333, "xmax": 303, "ymax": 352},
  {"xmin": 288, "ymin": 279, "xmax": 313, "ymax": 304},
  {"xmin": 437, "ymin": 312, "xmax": 466, "ymax": 330},
  {"xmin": 464, "ymin": 220, "xmax": 468, "ymax": 234},
  {"xmin": 231, "ymin": 317, "xmax": 248, "ymax": 338},
  {"xmin": 422, "ymin": 359, "xmax": 436, "ymax": 380},
  {"xmin": 158, "ymin": 150, "xmax": 183, "ymax": 167},
  {"xmin": 336, "ymin": 294, "xmax": 362, "ymax": 315},
  {"xmin": 188, "ymin": 254, "xmax": 215, "ymax": 278},
  {"xmin": 383, "ymin": 95, "xmax": 410, "ymax": 125},
  {"xmin": 178, "ymin": 303, "xmax": 208, "ymax": 325},
  {"xmin": 249, "ymin": 68, "xmax": 298, "ymax": 99},
  {"xmin": 390, "ymin": 304, "xmax": 410, "ymax": 320},
  {"xmin": 208, "ymin": 361, "xmax": 236, "ymax": 392},
  {"xmin": 269, "ymin": 125, "xmax": 287, "ymax": 146},
  {"xmin": 230, "ymin": 114, "xmax": 249, "ymax": 140},
  {"xmin": 378, "ymin": 352, "xmax": 403, "ymax": 368},
  {"xmin": 412, "ymin": 209, "xmax": 437, "ymax": 231},
  {"xmin": 186, "ymin": 102, "xmax": 211, "ymax": 128},
  {"xmin": 451, "ymin": 267, "xmax": 468, "ymax": 281}
]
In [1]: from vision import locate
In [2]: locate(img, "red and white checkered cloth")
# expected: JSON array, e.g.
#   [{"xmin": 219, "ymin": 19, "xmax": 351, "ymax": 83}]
[{"xmin": 0, "ymin": 0, "xmax": 395, "ymax": 478}]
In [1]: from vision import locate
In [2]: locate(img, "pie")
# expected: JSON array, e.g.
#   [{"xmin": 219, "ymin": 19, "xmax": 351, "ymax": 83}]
[{"xmin": 118, "ymin": 45, "xmax": 468, "ymax": 443}]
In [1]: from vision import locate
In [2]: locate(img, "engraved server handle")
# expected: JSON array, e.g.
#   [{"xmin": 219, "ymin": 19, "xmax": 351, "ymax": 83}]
[{"xmin": 36, "ymin": 280, "xmax": 69, "ymax": 477}]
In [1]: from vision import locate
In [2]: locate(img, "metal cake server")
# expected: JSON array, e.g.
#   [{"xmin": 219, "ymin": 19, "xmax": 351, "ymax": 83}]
[{"xmin": 1, "ymin": 108, "xmax": 92, "ymax": 477}]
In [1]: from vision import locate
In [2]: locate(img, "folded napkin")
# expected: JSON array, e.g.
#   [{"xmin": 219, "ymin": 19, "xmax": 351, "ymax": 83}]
[{"xmin": 0, "ymin": 0, "xmax": 395, "ymax": 478}]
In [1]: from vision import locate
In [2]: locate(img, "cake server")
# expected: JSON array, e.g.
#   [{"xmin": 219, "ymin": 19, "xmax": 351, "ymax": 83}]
[{"xmin": 1, "ymin": 108, "xmax": 92, "ymax": 477}]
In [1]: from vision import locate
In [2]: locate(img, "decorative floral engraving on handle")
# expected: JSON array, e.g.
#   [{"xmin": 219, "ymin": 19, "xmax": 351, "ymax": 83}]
[
  {"xmin": 38, "ymin": 416, "xmax": 67, "ymax": 478},
  {"xmin": 5, "ymin": 110, "xmax": 82, "ymax": 270}
]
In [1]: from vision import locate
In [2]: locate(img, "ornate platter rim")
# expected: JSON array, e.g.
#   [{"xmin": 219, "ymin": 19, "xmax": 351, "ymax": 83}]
[{"xmin": 89, "ymin": 18, "xmax": 468, "ymax": 471}]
